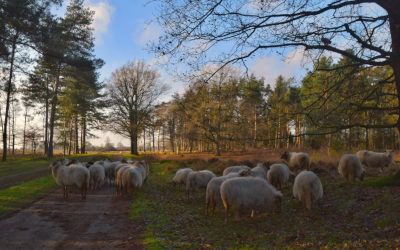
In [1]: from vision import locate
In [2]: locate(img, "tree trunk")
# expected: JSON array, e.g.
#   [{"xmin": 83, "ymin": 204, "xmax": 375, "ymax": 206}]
[
  {"xmin": 2, "ymin": 35, "xmax": 17, "ymax": 161},
  {"xmin": 81, "ymin": 115, "xmax": 86, "ymax": 154},
  {"xmin": 74, "ymin": 114, "xmax": 79, "ymax": 154},
  {"xmin": 47, "ymin": 63, "xmax": 62, "ymax": 158},
  {"xmin": 130, "ymin": 131, "xmax": 138, "ymax": 155},
  {"xmin": 44, "ymin": 77, "xmax": 49, "ymax": 155},
  {"xmin": 22, "ymin": 106, "xmax": 28, "ymax": 155}
]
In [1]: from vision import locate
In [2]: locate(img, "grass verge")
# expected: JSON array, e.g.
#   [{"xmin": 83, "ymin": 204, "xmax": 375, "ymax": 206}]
[{"xmin": 0, "ymin": 175, "xmax": 57, "ymax": 217}]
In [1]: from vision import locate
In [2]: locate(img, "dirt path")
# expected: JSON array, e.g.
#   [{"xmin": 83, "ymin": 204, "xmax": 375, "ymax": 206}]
[{"xmin": 0, "ymin": 186, "xmax": 143, "ymax": 250}]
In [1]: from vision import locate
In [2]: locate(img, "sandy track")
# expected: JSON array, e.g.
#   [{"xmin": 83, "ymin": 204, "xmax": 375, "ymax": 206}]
[{"xmin": 0, "ymin": 186, "xmax": 143, "ymax": 250}]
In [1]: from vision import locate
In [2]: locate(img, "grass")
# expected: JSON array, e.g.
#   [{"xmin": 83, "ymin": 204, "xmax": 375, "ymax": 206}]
[
  {"xmin": 0, "ymin": 175, "xmax": 57, "ymax": 216},
  {"xmin": 130, "ymin": 160, "xmax": 400, "ymax": 249},
  {"xmin": 0, "ymin": 158, "xmax": 51, "ymax": 178}
]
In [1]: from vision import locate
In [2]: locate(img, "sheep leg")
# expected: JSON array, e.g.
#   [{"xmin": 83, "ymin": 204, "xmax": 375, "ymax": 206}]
[{"xmin": 224, "ymin": 204, "xmax": 229, "ymax": 224}]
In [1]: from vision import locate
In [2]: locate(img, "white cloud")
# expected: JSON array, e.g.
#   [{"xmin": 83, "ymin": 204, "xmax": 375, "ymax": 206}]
[
  {"xmin": 137, "ymin": 22, "xmax": 161, "ymax": 46},
  {"xmin": 250, "ymin": 49, "xmax": 307, "ymax": 88},
  {"xmin": 86, "ymin": 1, "xmax": 115, "ymax": 43}
]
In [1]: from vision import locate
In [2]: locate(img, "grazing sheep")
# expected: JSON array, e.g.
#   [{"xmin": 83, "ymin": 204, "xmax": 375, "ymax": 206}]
[
  {"xmin": 220, "ymin": 177, "xmax": 282, "ymax": 222},
  {"xmin": 267, "ymin": 163, "xmax": 293, "ymax": 189},
  {"xmin": 293, "ymin": 171, "xmax": 323, "ymax": 210},
  {"xmin": 356, "ymin": 150, "xmax": 396, "ymax": 171},
  {"xmin": 121, "ymin": 166, "xmax": 143, "ymax": 195},
  {"xmin": 172, "ymin": 168, "xmax": 193, "ymax": 187},
  {"xmin": 281, "ymin": 151, "xmax": 310, "ymax": 171},
  {"xmin": 186, "ymin": 170, "xmax": 216, "ymax": 199},
  {"xmin": 251, "ymin": 162, "xmax": 269, "ymax": 180},
  {"xmin": 89, "ymin": 163, "xmax": 106, "ymax": 190},
  {"xmin": 223, "ymin": 165, "xmax": 251, "ymax": 176},
  {"xmin": 206, "ymin": 170, "xmax": 250, "ymax": 215},
  {"xmin": 50, "ymin": 161, "xmax": 90, "ymax": 200},
  {"xmin": 338, "ymin": 154, "xmax": 365, "ymax": 182}
]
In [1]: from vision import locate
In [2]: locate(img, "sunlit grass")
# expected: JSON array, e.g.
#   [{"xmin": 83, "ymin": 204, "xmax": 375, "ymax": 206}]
[{"xmin": 0, "ymin": 175, "xmax": 57, "ymax": 216}]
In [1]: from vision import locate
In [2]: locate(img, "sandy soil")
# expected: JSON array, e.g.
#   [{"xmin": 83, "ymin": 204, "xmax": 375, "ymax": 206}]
[{"xmin": 0, "ymin": 187, "xmax": 143, "ymax": 250}]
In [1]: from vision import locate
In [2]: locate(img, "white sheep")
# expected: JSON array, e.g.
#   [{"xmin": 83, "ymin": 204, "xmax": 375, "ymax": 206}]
[
  {"xmin": 89, "ymin": 163, "xmax": 106, "ymax": 190},
  {"xmin": 267, "ymin": 163, "xmax": 293, "ymax": 189},
  {"xmin": 223, "ymin": 165, "xmax": 251, "ymax": 176},
  {"xmin": 293, "ymin": 171, "xmax": 323, "ymax": 210},
  {"xmin": 172, "ymin": 168, "xmax": 193, "ymax": 187},
  {"xmin": 205, "ymin": 170, "xmax": 250, "ymax": 215},
  {"xmin": 115, "ymin": 164, "xmax": 131, "ymax": 195},
  {"xmin": 356, "ymin": 150, "xmax": 396, "ymax": 171},
  {"xmin": 50, "ymin": 161, "xmax": 90, "ymax": 200},
  {"xmin": 281, "ymin": 151, "xmax": 310, "ymax": 170},
  {"xmin": 338, "ymin": 154, "xmax": 365, "ymax": 182},
  {"xmin": 220, "ymin": 177, "xmax": 283, "ymax": 223},
  {"xmin": 186, "ymin": 170, "xmax": 216, "ymax": 199},
  {"xmin": 250, "ymin": 162, "xmax": 269, "ymax": 180},
  {"xmin": 121, "ymin": 166, "xmax": 143, "ymax": 195}
]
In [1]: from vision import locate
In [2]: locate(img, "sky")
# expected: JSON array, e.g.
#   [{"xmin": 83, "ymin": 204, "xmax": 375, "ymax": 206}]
[{"xmin": 52, "ymin": 0, "xmax": 308, "ymax": 147}]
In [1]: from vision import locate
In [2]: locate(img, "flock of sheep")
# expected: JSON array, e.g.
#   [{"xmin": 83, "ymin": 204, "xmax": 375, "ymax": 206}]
[
  {"xmin": 50, "ymin": 158, "xmax": 150, "ymax": 200},
  {"xmin": 48, "ymin": 149, "xmax": 395, "ymax": 222},
  {"xmin": 173, "ymin": 150, "xmax": 396, "ymax": 222}
]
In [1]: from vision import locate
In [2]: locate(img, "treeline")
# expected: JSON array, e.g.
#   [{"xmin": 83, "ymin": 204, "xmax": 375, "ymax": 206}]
[
  {"xmin": 151, "ymin": 55, "xmax": 397, "ymax": 155},
  {"xmin": 0, "ymin": 0, "xmax": 104, "ymax": 160}
]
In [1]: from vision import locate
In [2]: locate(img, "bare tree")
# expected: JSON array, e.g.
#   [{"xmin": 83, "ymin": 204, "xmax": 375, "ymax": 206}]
[
  {"xmin": 107, "ymin": 61, "xmax": 167, "ymax": 155},
  {"xmin": 153, "ymin": 0, "xmax": 400, "ymax": 132}
]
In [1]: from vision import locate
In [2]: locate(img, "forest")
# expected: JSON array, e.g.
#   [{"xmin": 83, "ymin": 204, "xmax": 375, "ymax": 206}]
[{"xmin": 0, "ymin": 1, "xmax": 398, "ymax": 160}]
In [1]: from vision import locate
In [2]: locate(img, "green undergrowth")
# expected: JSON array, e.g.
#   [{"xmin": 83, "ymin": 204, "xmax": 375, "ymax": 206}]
[
  {"xmin": 130, "ymin": 160, "xmax": 400, "ymax": 248},
  {"xmin": 364, "ymin": 175, "xmax": 400, "ymax": 188},
  {"xmin": 0, "ymin": 175, "xmax": 57, "ymax": 216}
]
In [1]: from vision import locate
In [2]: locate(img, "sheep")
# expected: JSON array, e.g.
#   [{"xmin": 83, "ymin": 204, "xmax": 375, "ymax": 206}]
[
  {"xmin": 186, "ymin": 170, "xmax": 216, "ymax": 199},
  {"xmin": 250, "ymin": 162, "xmax": 269, "ymax": 180},
  {"xmin": 131, "ymin": 161, "xmax": 148, "ymax": 183},
  {"xmin": 102, "ymin": 159, "xmax": 116, "ymax": 186},
  {"xmin": 172, "ymin": 168, "xmax": 193, "ymax": 187},
  {"xmin": 223, "ymin": 165, "xmax": 251, "ymax": 176},
  {"xmin": 338, "ymin": 154, "xmax": 365, "ymax": 182},
  {"xmin": 121, "ymin": 166, "xmax": 143, "ymax": 195},
  {"xmin": 138, "ymin": 159, "xmax": 150, "ymax": 180},
  {"xmin": 281, "ymin": 151, "xmax": 310, "ymax": 171},
  {"xmin": 115, "ymin": 164, "xmax": 131, "ymax": 195},
  {"xmin": 220, "ymin": 177, "xmax": 282, "ymax": 223},
  {"xmin": 88, "ymin": 163, "xmax": 106, "ymax": 190},
  {"xmin": 293, "ymin": 171, "xmax": 323, "ymax": 211},
  {"xmin": 205, "ymin": 169, "xmax": 250, "ymax": 215},
  {"xmin": 356, "ymin": 150, "xmax": 396, "ymax": 171},
  {"xmin": 267, "ymin": 163, "xmax": 293, "ymax": 189},
  {"xmin": 50, "ymin": 161, "xmax": 90, "ymax": 200}
]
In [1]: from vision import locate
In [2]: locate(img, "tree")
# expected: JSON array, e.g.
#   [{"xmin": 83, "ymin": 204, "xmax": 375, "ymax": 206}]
[
  {"xmin": 153, "ymin": 0, "xmax": 400, "ymax": 134},
  {"xmin": 0, "ymin": 0, "xmax": 59, "ymax": 160},
  {"xmin": 107, "ymin": 61, "xmax": 167, "ymax": 155},
  {"xmin": 39, "ymin": 0, "xmax": 97, "ymax": 158}
]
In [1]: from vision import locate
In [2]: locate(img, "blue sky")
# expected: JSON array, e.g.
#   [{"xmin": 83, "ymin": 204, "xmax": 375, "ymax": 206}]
[{"xmin": 53, "ymin": 0, "xmax": 308, "ymax": 146}]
